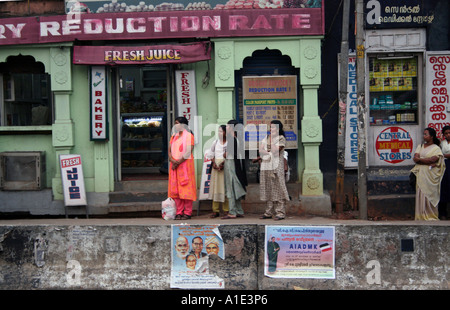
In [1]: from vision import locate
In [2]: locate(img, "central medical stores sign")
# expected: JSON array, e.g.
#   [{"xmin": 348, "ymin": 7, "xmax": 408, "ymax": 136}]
[{"xmin": 0, "ymin": 8, "xmax": 324, "ymax": 46}]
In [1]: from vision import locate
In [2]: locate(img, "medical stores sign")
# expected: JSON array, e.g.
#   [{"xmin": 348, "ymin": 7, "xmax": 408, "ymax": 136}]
[
  {"xmin": 373, "ymin": 126, "xmax": 416, "ymax": 166},
  {"xmin": 0, "ymin": 8, "xmax": 324, "ymax": 46}
]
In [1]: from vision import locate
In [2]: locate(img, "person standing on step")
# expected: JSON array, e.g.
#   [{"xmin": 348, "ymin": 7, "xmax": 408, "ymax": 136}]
[
  {"xmin": 208, "ymin": 125, "xmax": 229, "ymax": 218},
  {"xmin": 411, "ymin": 127, "xmax": 445, "ymax": 220},
  {"xmin": 259, "ymin": 120, "xmax": 290, "ymax": 221},
  {"xmin": 438, "ymin": 125, "xmax": 450, "ymax": 220},
  {"xmin": 221, "ymin": 120, "xmax": 247, "ymax": 219},
  {"xmin": 168, "ymin": 116, "xmax": 197, "ymax": 220}
]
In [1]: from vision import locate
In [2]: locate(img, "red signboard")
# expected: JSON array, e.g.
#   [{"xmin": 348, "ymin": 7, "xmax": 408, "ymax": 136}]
[
  {"xmin": 73, "ymin": 41, "xmax": 211, "ymax": 65},
  {"xmin": 0, "ymin": 8, "xmax": 324, "ymax": 46}
]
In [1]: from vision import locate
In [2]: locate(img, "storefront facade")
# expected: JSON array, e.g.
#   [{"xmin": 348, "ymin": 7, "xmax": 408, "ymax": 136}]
[
  {"xmin": 0, "ymin": 1, "xmax": 325, "ymax": 216},
  {"xmin": 340, "ymin": 0, "xmax": 450, "ymax": 217}
]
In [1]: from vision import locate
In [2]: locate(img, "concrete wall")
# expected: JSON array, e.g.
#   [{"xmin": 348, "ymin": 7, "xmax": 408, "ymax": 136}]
[{"xmin": 0, "ymin": 221, "xmax": 448, "ymax": 290}]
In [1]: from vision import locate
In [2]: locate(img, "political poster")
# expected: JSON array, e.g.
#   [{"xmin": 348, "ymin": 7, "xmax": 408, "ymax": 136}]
[
  {"xmin": 171, "ymin": 225, "xmax": 225, "ymax": 289},
  {"xmin": 264, "ymin": 226, "xmax": 335, "ymax": 279}
]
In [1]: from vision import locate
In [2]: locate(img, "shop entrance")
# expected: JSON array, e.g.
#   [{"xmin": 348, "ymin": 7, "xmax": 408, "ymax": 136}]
[
  {"xmin": 235, "ymin": 48, "xmax": 300, "ymax": 183},
  {"xmin": 115, "ymin": 65, "xmax": 173, "ymax": 181}
]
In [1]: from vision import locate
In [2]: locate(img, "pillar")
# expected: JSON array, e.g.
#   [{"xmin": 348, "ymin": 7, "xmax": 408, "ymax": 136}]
[
  {"xmin": 299, "ymin": 39, "xmax": 323, "ymax": 196},
  {"xmin": 214, "ymin": 40, "xmax": 235, "ymax": 124},
  {"xmin": 50, "ymin": 46, "xmax": 74, "ymax": 200}
]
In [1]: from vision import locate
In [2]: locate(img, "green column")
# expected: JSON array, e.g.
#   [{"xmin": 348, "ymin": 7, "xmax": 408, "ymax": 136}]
[
  {"xmin": 299, "ymin": 39, "xmax": 323, "ymax": 196},
  {"xmin": 50, "ymin": 47, "xmax": 74, "ymax": 200},
  {"xmin": 214, "ymin": 40, "xmax": 235, "ymax": 124}
]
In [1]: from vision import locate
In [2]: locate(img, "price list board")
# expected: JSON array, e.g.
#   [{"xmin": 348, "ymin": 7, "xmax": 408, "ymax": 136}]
[{"xmin": 243, "ymin": 76, "xmax": 298, "ymax": 150}]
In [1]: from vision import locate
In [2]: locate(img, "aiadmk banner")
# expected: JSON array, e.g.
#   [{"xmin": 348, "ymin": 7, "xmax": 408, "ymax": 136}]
[{"xmin": 264, "ymin": 225, "xmax": 335, "ymax": 279}]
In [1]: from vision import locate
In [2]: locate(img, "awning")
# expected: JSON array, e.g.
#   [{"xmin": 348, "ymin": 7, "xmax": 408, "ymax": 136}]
[{"xmin": 73, "ymin": 41, "xmax": 211, "ymax": 65}]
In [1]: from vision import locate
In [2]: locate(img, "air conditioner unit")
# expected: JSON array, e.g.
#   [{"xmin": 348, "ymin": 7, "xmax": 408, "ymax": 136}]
[{"xmin": 0, "ymin": 151, "xmax": 45, "ymax": 190}]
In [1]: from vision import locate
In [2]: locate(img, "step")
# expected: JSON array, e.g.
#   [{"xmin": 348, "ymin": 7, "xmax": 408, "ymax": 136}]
[
  {"xmin": 114, "ymin": 180, "xmax": 168, "ymax": 192},
  {"xmin": 108, "ymin": 201, "xmax": 162, "ymax": 213},
  {"xmin": 108, "ymin": 201, "xmax": 212, "ymax": 214},
  {"xmin": 367, "ymin": 179, "xmax": 414, "ymax": 195},
  {"xmin": 109, "ymin": 191, "xmax": 167, "ymax": 203},
  {"xmin": 367, "ymin": 194, "xmax": 415, "ymax": 220}
]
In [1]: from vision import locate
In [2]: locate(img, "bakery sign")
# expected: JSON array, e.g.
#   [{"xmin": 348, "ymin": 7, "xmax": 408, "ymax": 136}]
[{"xmin": 90, "ymin": 66, "xmax": 108, "ymax": 140}]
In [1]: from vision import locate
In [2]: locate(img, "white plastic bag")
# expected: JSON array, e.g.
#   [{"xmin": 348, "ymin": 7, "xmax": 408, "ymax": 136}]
[{"xmin": 162, "ymin": 197, "xmax": 176, "ymax": 220}]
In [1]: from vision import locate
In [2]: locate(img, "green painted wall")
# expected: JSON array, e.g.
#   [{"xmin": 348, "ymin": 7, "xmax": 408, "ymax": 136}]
[{"xmin": 1, "ymin": 36, "xmax": 325, "ymax": 202}]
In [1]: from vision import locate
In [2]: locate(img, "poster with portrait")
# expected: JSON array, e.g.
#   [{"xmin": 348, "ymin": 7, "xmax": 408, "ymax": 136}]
[
  {"xmin": 170, "ymin": 224, "xmax": 225, "ymax": 289},
  {"xmin": 264, "ymin": 226, "xmax": 335, "ymax": 279}
]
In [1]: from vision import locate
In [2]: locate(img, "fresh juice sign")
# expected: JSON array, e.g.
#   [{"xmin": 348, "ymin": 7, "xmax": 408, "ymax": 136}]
[{"xmin": 375, "ymin": 126, "xmax": 413, "ymax": 164}]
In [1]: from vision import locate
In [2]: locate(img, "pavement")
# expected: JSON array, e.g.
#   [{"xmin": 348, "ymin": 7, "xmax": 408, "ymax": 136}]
[{"xmin": 0, "ymin": 213, "xmax": 448, "ymax": 226}]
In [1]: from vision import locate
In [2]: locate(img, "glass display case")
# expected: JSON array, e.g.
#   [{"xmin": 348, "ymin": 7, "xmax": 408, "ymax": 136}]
[
  {"xmin": 121, "ymin": 113, "xmax": 164, "ymax": 173},
  {"xmin": 368, "ymin": 57, "xmax": 418, "ymax": 126},
  {"xmin": 367, "ymin": 55, "xmax": 421, "ymax": 167}
]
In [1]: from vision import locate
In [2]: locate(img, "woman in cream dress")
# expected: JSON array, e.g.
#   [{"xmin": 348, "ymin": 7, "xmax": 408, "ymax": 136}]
[
  {"xmin": 208, "ymin": 125, "xmax": 229, "ymax": 218},
  {"xmin": 259, "ymin": 120, "xmax": 290, "ymax": 221},
  {"xmin": 411, "ymin": 128, "xmax": 445, "ymax": 220}
]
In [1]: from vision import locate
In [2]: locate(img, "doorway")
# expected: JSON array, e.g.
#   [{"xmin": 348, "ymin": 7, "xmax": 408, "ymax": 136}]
[
  {"xmin": 235, "ymin": 48, "xmax": 300, "ymax": 183},
  {"xmin": 115, "ymin": 65, "xmax": 173, "ymax": 181}
]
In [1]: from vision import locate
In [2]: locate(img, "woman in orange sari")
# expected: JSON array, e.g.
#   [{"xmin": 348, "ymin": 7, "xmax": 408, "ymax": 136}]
[{"xmin": 168, "ymin": 117, "xmax": 197, "ymax": 220}]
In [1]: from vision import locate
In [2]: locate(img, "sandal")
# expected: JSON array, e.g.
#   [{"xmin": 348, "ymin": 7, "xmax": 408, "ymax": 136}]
[
  {"xmin": 221, "ymin": 215, "xmax": 236, "ymax": 219},
  {"xmin": 181, "ymin": 215, "xmax": 191, "ymax": 220},
  {"xmin": 210, "ymin": 213, "xmax": 220, "ymax": 218},
  {"xmin": 175, "ymin": 214, "xmax": 182, "ymax": 220},
  {"xmin": 260, "ymin": 215, "xmax": 272, "ymax": 219}
]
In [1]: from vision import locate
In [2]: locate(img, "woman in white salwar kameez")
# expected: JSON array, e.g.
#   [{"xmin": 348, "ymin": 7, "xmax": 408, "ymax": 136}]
[{"xmin": 411, "ymin": 128, "xmax": 445, "ymax": 220}]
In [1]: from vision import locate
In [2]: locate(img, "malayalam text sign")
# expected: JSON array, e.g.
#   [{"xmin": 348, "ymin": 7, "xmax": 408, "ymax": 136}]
[{"xmin": 425, "ymin": 52, "xmax": 450, "ymax": 140}]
